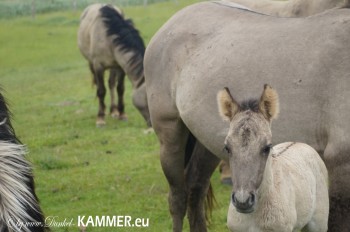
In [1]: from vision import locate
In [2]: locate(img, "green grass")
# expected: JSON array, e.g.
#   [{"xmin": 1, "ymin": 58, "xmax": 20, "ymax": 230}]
[
  {"xmin": 0, "ymin": 1, "xmax": 231, "ymax": 231},
  {"xmin": 0, "ymin": 0, "xmax": 176, "ymax": 19}
]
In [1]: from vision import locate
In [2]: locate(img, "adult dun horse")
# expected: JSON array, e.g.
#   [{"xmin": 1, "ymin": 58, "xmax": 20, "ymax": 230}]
[
  {"xmin": 144, "ymin": 2, "xmax": 350, "ymax": 232},
  {"xmin": 0, "ymin": 91, "xmax": 46, "ymax": 231},
  {"xmin": 78, "ymin": 4, "xmax": 150, "ymax": 127},
  {"xmin": 218, "ymin": 85, "xmax": 329, "ymax": 231},
  {"xmin": 217, "ymin": 0, "xmax": 350, "ymax": 184}
]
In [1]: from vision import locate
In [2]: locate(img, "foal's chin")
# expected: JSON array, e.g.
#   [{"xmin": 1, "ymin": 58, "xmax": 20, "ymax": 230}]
[{"xmin": 234, "ymin": 205, "xmax": 255, "ymax": 214}]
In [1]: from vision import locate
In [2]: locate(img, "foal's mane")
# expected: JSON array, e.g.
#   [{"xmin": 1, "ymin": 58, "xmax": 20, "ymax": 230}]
[
  {"xmin": 100, "ymin": 5, "xmax": 145, "ymax": 83},
  {"xmin": 240, "ymin": 99, "xmax": 259, "ymax": 113}
]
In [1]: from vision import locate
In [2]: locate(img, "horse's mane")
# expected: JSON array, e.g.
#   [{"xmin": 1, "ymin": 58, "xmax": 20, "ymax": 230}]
[
  {"xmin": 0, "ymin": 91, "xmax": 47, "ymax": 232},
  {"xmin": 0, "ymin": 92, "xmax": 17, "ymax": 144},
  {"xmin": 100, "ymin": 5, "xmax": 145, "ymax": 85}
]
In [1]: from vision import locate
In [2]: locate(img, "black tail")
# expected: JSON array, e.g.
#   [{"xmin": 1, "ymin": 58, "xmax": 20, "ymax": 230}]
[
  {"xmin": 184, "ymin": 133, "xmax": 196, "ymax": 168},
  {"xmin": 184, "ymin": 133, "xmax": 216, "ymax": 223}
]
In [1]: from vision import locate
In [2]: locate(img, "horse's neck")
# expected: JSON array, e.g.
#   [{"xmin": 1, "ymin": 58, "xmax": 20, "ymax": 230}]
[
  {"xmin": 129, "ymin": 73, "xmax": 144, "ymax": 89},
  {"xmin": 123, "ymin": 61, "xmax": 145, "ymax": 89},
  {"xmin": 113, "ymin": 48, "xmax": 144, "ymax": 89}
]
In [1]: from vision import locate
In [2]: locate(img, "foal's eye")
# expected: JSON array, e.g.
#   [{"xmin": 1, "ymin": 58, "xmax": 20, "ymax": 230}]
[
  {"xmin": 262, "ymin": 144, "xmax": 272, "ymax": 155},
  {"xmin": 223, "ymin": 144, "xmax": 231, "ymax": 154}
]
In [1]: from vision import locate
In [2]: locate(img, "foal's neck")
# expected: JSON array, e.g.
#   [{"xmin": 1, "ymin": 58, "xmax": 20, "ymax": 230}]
[{"xmin": 258, "ymin": 155, "xmax": 276, "ymax": 200}]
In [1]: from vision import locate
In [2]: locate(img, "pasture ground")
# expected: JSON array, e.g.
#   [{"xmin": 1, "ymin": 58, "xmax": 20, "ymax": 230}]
[{"xmin": 0, "ymin": 1, "xmax": 231, "ymax": 231}]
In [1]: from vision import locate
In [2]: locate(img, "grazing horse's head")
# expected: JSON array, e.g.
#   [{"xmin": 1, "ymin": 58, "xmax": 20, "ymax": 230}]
[{"xmin": 217, "ymin": 84, "xmax": 279, "ymax": 213}]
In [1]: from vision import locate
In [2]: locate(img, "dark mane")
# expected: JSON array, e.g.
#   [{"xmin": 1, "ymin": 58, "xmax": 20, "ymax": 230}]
[
  {"xmin": 239, "ymin": 99, "xmax": 259, "ymax": 113},
  {"xmin": 0, "ymin": 90, "xmax": 47, "ymax": 232},
  {"xmin": 100, "ymin": 5, "xmax": 145, "ymax": 82},
  {"xmin": 0, "ymin": 89, "xmax": 19, "ymax": 144}
]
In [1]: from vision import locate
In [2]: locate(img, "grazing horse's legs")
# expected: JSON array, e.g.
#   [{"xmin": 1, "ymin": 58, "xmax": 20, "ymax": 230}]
[
  {"xmin": 94, "ymin": 66, "xmax": 107, "ymax": 126},
  {"xmin": 185, "ymin": 142, "xmax": 220, "ymax": 232},
  {"xmin": 108, "ymin": 67, "xmax": 127, "ymax": 120}
]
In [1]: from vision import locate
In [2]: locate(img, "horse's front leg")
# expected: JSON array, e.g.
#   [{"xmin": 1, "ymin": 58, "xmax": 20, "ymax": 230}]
[
  {"xmin": 156, "ymin": 119, "xmax": 190, "ymax": 232},
  {"xmin": 94, "ymin": 67, "xmax": 106, "ymax": 127},
  {"xmin": 185, "ymin": 142, "xmax": 220, "ymax": 232}
]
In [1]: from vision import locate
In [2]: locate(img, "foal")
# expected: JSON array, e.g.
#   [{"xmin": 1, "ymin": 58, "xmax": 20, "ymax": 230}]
[{"xmin": 217, "ymin": 84, "xmax": 329, "ymax": 232}]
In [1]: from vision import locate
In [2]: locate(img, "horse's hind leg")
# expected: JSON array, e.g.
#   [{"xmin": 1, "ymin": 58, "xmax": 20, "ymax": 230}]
[
  {"xmin": 108, "ymin": 67, "xmax": 126, "ymax": 120},
  {"xmin": 153, "ymin": 118, "xmax": 190, "ymax": 232},
  {"xmin": 185, "ymin": 142, "xmax": 220, "ymax": 232}
]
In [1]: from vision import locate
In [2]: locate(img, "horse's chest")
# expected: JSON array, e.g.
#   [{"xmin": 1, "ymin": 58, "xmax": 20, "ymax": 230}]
[{"xmin": 227, "ymin": 202, "xmax": 295, "ymax": 232}]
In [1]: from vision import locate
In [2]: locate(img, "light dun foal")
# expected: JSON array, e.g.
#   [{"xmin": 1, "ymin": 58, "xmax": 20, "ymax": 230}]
[{"xmin": 217, "ymin": 85, "xmax": 329, "ymax": 232}]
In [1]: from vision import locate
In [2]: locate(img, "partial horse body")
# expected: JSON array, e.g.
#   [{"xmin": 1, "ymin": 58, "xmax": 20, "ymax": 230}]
[
  {"xmin": 144, "ymin": 2, "xmax": 350, "ymax": 231},
  {"xmin": 227, "ymin": 0, "xmax": 349, "ymax": 16},
  {"xmin": 78, "ymin": 4, "xmax": 150, "ymax": 127},
  {"xmin": 218, "ymin": 85, "xmax": 329, "ymax": 232},
  {"xmin": 0, "ymin": 91, "xmax": 46, "ymax": 232},
  {"xmin": 218, "ymin": 0, "xmax": 350, "ymax": 184}
]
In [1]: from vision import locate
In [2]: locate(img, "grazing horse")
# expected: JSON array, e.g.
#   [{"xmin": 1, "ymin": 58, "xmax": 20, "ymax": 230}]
[
  {"xmin": 78, "ymin": 4, "xmax": 150, "ymax": 127},
  {"xmin": 227, "ymin": 0, "xmax": 349, "ymax": 16},
  {"xmin": 0, "ymin": 91, "xmax": 46, "ymax": 232},
  {"xmin": 217, "ymin": 85, "xmax": 329, "ymax": 232},
  {"xmin": 144, "ymin": 2, "xmax": 350, "ymax": 231}
]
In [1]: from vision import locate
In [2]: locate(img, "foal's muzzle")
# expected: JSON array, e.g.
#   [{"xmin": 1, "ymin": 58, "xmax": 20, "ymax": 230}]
[{"xmin": 231, "ymin": 191, "xmax": 255, "ymax": 214}]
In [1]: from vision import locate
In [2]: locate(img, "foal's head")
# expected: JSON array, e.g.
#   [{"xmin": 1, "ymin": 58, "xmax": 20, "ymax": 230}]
[{"xmin": 217, "ymin": 84, "xmax": 279, "ymax": 213}]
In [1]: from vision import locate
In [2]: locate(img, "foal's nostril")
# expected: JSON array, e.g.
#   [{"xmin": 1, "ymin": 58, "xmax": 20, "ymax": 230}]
[
  {"xmin": 231, "ymin": 193, "xmax": 236, "ymax": 204},
  {"xmin": 249, "ymin": 193, "xmax": 255, "ymax": 205}
]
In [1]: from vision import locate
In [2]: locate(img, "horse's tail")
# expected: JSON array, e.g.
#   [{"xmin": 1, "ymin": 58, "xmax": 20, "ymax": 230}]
[
  {"xmin": 205, "ymin": 182, "xmax": 216, "ymax": 222},
  {"xmin": 185, "ymin": 133, "xmax": 216, "ymax": 224},
  {"xmin": 0, "ymin": 142, "xmax": 47, "ymax": 232}
]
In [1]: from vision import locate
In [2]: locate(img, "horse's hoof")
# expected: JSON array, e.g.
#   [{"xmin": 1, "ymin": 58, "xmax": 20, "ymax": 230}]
[
  {"xmin": 111, "ymin": 111, "xmax": 120, "ymax": 118},
  {"xmin": 118, "ymin": 114, "xmax": 128, "ymax": 121},
  {"xmin": 96, "ymin": 118, "xmax": 106, "ymax": 127},
  {"xmin": 143, "ymin": 127, "xmax": 154, "ymax": 134}
]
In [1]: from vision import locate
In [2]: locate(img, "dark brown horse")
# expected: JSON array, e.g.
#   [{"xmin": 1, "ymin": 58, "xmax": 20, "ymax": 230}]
[
  {"xmin": 78, "ymin": 4, "xmax": 150, "ymax": 127},
  {"xmin": 0, "ymin": 90, "xmax": 47, "ymax": 232}
]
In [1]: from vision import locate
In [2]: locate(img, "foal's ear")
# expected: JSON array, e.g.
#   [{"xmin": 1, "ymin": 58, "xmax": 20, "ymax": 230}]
[
  {"xmin": 217, "ymin": 87, "xmax": 240, "ymax": 121},
  {"xmin": 259, "ymin": 84, "xmax": 279, "ymax": 121}
]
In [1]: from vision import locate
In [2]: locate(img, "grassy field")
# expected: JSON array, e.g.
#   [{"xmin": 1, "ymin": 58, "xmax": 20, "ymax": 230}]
[
  {"xmin": 0, "ymin": 0, "xmax": 177, "ymax": 19},
  {"xmin": 0, "ymin": 1, "xmax": 232, "ymax": 231}
]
